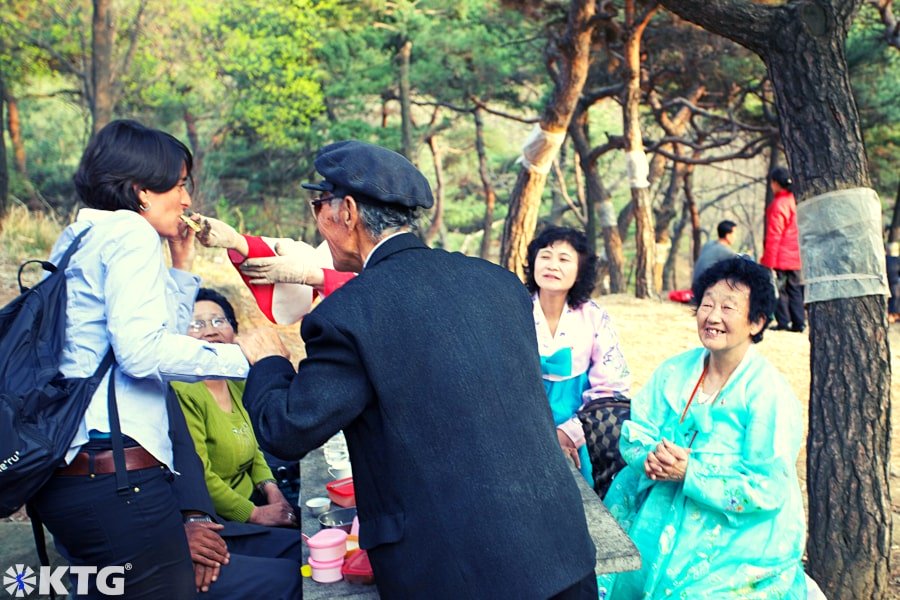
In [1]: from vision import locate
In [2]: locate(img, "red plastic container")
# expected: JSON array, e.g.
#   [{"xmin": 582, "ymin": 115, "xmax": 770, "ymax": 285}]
[
  {"xmin": 326, "ymin": 477, "xmax": 356, "ymax": 508},
  {"xmin": 341, "ymin": 549, "xmax": 374, "ymax": 585}
]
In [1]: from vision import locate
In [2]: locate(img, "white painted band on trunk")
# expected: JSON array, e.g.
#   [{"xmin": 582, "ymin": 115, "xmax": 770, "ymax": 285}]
[
  {"xmin": 598, "ymin": 200, "xmax": 617, "ymax": 228},
  {"xmin": 796, "ymin": 186, "xmax": 888, "ymax": 303},
  {"xmin": 520, "ymin": 124, "xmax": 566, "ymax": 175},
  {"xmin": 625, "ymin": 150, "xmax": 650, "ymax": 188}
]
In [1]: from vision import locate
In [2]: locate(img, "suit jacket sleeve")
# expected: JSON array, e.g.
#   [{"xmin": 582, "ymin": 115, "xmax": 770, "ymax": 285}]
[
  {"xmin": 166, "ymin": 386, "xmax": 219, "ymax": 518},
  {"xmin": 243, "ymin": 309, "xmax": 373, "ymax": 461}
]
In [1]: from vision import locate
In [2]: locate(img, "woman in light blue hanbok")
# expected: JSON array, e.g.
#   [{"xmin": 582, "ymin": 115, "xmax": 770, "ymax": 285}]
[
  {"xmin": 525, "ymin": 227, "xmax": 631, "ymax": 488},
  {"xmin": 600, "ymin": 257, "xmax": 810, "ymax": 599}
]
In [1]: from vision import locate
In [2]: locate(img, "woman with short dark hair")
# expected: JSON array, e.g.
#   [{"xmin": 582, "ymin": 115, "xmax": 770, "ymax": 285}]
[
  {"xmin": 599, "ymin": 256, "xmax": 810, "ymax": 598},
  {"xmin": 31, "ymin": 120, "xmax": 249, "ymax": 598},
  {"xmin": 173, "ymin": 288, "xmax": 297, "ymax": 528},
  {"xmin": 525, "ymin": 226, "xmax": 631, "ymax": 494}
]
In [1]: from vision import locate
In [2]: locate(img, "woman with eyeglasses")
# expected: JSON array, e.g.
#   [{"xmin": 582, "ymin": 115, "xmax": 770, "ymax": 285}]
[
  {"xmin": 30, "ymin": 120, "xmax": 250, "ymax": 598},
  {"xmin": 598, "ymin": 256, "xmax": 812, "ymax": 598},
  {"xmin": 172, "ymin": 288, "xmax": 296, "ymax": 528}
]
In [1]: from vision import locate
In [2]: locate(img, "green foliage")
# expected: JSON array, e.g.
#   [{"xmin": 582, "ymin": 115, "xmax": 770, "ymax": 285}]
[
  {"xmin": 208, "ymin": 0, "xmax": 331, "ymax": 149},
  {"xmin": 3, "ymin": 0, "xmax": 898, "ymax": 264},
  {"xmin": 847, "ymin": 12, "xmax": 900, "ymax": 200}
]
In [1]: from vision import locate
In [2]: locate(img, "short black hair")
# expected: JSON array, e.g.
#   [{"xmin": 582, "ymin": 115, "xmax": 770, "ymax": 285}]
[
  {"xmin": 195, "ymin": 288, "xmax": 238, "ymax": 333},
  {"xmin": 525, "ymin": 226, "xmax": 598, "ymax": 309},
  {"xmin": 691, "ymin": 256, "xmax": 775, "ymax": 343},
  {"xmin": 73, "ymin": 119, "xmax": 193, "ymax": 212},
  {"xmin": 769, "ymin": 166, "xmax": 793, "ymax": 192},
  {"xmin": 717, "ymin": 220, "xmax": 736, "ymax": 239}
]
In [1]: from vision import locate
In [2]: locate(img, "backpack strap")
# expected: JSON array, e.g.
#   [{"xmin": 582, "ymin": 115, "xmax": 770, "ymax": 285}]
[
  {"xmin": 91, "ymin": 350, "xmax": 130, "ymax": 495},
  {"xmin": 17, "ymin": 227, "xmax": 92, "ymax": 294}
]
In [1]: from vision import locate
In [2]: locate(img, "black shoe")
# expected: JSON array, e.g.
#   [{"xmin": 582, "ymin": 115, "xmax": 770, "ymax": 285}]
[
  {"xmin": 771, "ymin": 324, "xmax": 790, "ymax": 331},
  {"xmin": 790, "ymin": 325, "xmax": 806, "ymax": 333}
]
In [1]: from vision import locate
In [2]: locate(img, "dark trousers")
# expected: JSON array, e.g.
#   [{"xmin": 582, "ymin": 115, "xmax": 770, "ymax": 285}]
[
  {"xmin": 775, "ymin": 269, "xmax": 805, "ymax": 330},
  {"xmin": 549, "ymin": 571, "xmax": 599, "ymax": 600},
  {"xmin": 211, "ymin": 526, "xmax": 302, "ymax": 599},
  {"xmin": 33, "ymin": 464, "xmax": 195, "ymax": 599}
]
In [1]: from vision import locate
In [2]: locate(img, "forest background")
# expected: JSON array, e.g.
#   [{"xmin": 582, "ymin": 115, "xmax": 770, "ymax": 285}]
[
  {"xmin": 1, "ymin": 0, "xmax": 897, "ymax": 288},
  {"xmin": 1, "ymin": 0, "xmax": 900, "ymax": 598}
]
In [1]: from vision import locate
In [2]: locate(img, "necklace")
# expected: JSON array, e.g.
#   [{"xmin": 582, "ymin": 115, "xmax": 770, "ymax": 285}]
[{"xmin": 679, "ymin": 359, "xmax": 731, "ymax": 424}]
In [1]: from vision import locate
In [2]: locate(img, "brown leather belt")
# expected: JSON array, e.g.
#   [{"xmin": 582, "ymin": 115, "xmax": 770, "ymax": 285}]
[{"xmin": 56, "ymin": 446, "xmax": 162, "ymax": 477}]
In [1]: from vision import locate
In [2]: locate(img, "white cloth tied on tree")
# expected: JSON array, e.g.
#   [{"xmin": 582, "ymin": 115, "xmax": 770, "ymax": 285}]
[
  {"xmin": 625, "ymin": 150, "xmax": 650, "ymax": 188},
  {"xmin": 598, "ymin": 200, "xmax": 617, "ymax": 228},
  {"xmin": 520, "ymin": 124, "xmax": 566, "ymax": 175},
  {"xmin": 797, "ymin": 186, "xmax": 888, "ymax": 303}
]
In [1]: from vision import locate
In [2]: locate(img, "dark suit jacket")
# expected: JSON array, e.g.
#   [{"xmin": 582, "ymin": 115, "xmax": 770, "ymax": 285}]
[{"xmin": 245, "ymin": 233, "xmax": 596, "ymax": 599}]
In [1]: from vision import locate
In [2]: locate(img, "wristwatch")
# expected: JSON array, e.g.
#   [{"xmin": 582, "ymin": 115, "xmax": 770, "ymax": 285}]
[{"xmin": 184, "ymin": 514, "xmax": 213, "ymax": 524}]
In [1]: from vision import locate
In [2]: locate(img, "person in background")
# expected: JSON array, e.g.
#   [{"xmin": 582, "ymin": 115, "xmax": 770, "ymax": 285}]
[
  {"xmin": 31, "ymin": 119, "xmax": 250, "ymax": 598},
  {"xmin": 168, "ymin": 388, "xmax": 302, "ymax": 598},
  {"xmin": 599, "ymin": 257, "xmax": 812, "ymax": 598},
  {"xmin": 237, "ymin": 140, "xmax": 599, "ymax": 599},
  {"xmin": 886, "ymin": 241, "xmax": 900, "ymax": 324},
  {"xmin": 760, "ymin": 166, "xmax": 805, "ymax": 332},
  {"xmin": 524, "ymin": 225, "xmax": 631, "ymax": 494},
  {"xmin": 692, "ymin": 219, "xmax": 737, "ymax": 286},
  {"xmin": 172, "ymin": 288, "xmax": 296, "ymax": 528},
  {"xmin": 191, "ymin": 215, "xmax": 353, "ymax": 325}
]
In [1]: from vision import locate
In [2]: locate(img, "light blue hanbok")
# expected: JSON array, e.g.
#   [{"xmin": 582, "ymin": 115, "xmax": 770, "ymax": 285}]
[
  {"xmin": 533, "ymin": 298, "xmax": 631, "ymax": 485},
  {"xmin": 599, "ymin": 346, "xmax": 808, "ymax": 599}
]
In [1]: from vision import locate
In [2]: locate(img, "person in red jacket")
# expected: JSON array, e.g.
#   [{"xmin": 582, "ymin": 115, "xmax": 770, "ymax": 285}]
[
  {"xmin": 759, "ymin": 167, "xmax": 805, "ymax": 332},
  {"xmin": 191, "ymin": 214, "xmax": 354, "ymax": 324}
]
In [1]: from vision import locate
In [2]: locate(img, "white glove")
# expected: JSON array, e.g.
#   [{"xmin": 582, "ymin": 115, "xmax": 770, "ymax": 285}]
[
  {"xmin": 273, "ymin": 239, "xmax": 316, "ymax": 258},
  {"xmin": 196, "ymin": 215, "xmax": 244, "ymax": 250},
  {"xmin": 240, "ymin": 241, "xmax": 322, "ymax": 285}
]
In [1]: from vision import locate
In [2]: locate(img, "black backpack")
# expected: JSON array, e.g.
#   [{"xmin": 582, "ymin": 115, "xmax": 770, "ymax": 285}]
[{"xmin": 0, "ymin": 228, "xmax": 115, "ymax": 516}]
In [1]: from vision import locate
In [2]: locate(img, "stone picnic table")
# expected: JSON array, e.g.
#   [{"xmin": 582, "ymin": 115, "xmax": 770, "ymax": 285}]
[{"xmin": 301, "ymin": 447, "xmax": 640, "ymax": 599}]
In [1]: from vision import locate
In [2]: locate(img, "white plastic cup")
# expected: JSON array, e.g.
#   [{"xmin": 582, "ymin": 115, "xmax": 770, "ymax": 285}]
[
  {"xmin": 323, "ymin": 432, "xmax": 349, "ymax": 466},
  {"xmin": 328, "ymin": 461, "xmax": 353, "ymax": 480}
]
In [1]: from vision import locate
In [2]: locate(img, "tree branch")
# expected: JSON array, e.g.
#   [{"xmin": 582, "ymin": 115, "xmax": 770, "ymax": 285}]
[
  {"xmin": 650, "ymin": 134, "xmax": 771, "ymax": 164},
  {"xmin": 115, "ymin": 0, "xmax": 147, "ymax": 98},
  {"xmin": 866, "ymin": 0, "xmax": 900, "ymax": 49},
  {"xmin": 656, "ymin": 0, "xmax": 779, "ymax": 54}
]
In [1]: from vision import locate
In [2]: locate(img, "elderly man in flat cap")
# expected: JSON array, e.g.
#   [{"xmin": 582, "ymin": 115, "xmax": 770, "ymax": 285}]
[{"xmin": 238, "ymin": 140, "xmax": 598, "ymax": 600}]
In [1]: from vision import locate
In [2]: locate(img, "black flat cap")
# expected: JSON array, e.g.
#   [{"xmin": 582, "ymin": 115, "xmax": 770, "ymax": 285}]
[{"xmin": 302, "ymin": 140, "xmax": 434, "ymax": 209}]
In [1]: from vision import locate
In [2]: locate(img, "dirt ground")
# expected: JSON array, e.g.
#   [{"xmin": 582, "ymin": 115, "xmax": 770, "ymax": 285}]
[{"xmin": 2, "ymin": 251, "xmax": 899, "ymax": 595}]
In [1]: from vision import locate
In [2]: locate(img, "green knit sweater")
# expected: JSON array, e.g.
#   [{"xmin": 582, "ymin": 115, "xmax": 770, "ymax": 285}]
[{"xmin": 173, "ymin": 380, "xmax": 274, "ymax": 522}]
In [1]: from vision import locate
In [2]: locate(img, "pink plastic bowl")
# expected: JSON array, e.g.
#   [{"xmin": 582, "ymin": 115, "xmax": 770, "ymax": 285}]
[
  {"xmin": 308, "ymin": 557, "xmax": 344, "ymax": 583},
  {"xmin": 306, "ymin": 528, "xmax": 348, "ymax": 562}
]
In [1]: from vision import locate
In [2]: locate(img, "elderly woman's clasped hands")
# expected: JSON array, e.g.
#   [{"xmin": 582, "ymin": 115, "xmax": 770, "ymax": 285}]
[{"xmin": 644, "ymin": 438, "xmax": 691, "ymax": 482}]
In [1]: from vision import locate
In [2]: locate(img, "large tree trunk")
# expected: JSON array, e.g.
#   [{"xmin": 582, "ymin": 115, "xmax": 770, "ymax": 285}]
[
  {"xmin": 474, "ymin": 107, "xmax": 497, "ymax": 260},
  {"xmin": 659, "ymin": 1, "xmax": 891, "ymax": 597},
  {"xmin": 500, "ymin": 0, "xmax": 598, "ymax": 278},
  {"xmin": 5, "ymin": 91, "xmax": 26, "ymax": 178},
  {"xmin": 623, "ymin": 0, "xmax": 658, "ymax": 298},
  {"xmin": 4, "ymin": 91, "xmax": 41, "ymax": 212},
  {"xmin": 397, "ymin": 39, "xmax": 414, "ymax": 162},
  {"xmin": 662, "ymin": 196, "xmax": 692, "ymax": 291},
  {"xmin": 0, "ymin": 75, "xmax": 8, "ymax": 227},
  {"xmin": 91, "ymin": 0, "xmax": 114, "ymax": 134},
  {"xmin": 684, "ymin": 169, "xmax": 702, "ymax": 264},
  {"xmin": 570, "ymin": 108, "xmax": 626, "ymax": 292}
]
